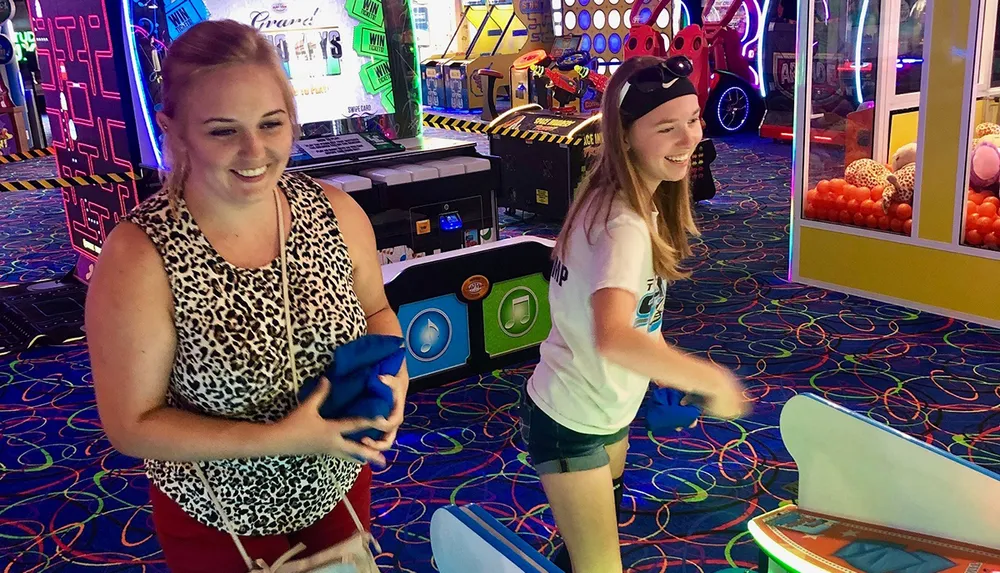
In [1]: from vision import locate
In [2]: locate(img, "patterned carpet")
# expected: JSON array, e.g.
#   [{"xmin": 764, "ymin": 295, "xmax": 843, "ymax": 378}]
[{"xmin": 1, "ymin": 134, "xmax": 997, "ymax": 572}]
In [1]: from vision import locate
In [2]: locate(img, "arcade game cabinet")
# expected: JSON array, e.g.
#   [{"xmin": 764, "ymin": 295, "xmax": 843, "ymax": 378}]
[
  {"xmin": 421, "ymin": 0, "xmax": 552, "ymax": 112},
  {"xmin": 111, "ymin": 0, "xmax": 501, "ymax": 266},
  {"xmin": 508, "ymin": 35, "xmax": 597, "ymax": 113},
  {"xmin": 490, "ymin": 35, "xmax": 605, "ymax": 220},
  {"xmin": 758, "ymin": 0, "xmax": 876, "ymax": 147},
  {"xmin": 490, "ymin": 106, "xmax": 603, "ymax": 219}
]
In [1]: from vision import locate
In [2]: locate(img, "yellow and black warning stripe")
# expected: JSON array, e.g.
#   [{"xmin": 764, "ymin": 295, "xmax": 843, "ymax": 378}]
[
  {"xmin": 493, "ymin": 125, "xmax": 579, "ymax": 145},
  {"xmin": 0, "ymin": 171, "xmax": 140, "ymax": 193},
  {"xmin": 423, "ymin": 112, "xmax": 598, "ymax": 146},
  {"xmin": 422, "ymin": 112, "xmax": 489, "ymax": 134},
  {"xmin": 0, "ymin": 146, "xmax": 56, "ymax": 164}
]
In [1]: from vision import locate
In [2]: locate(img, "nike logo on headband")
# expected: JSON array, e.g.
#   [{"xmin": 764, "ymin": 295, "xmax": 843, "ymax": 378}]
[{"xmin": 618, "ymin": 77, "xmax": 681, "ymax": 106}]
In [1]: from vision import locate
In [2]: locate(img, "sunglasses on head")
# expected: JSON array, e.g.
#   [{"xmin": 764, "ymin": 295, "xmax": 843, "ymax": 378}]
[
  {"xmin": 617, "ymin": 55, "xmax": 697, "ymax": 119},
  {"xmin": 626, "ymin": 56, "xmax": 694, "ymax": 93}
]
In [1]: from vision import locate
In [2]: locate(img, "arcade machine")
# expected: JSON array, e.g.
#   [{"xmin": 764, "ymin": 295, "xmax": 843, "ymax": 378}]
[
  {"xmin": 489, "ymin": 104, "xmax": 603, "ymax": 219},
  {"xmin": 477, "ymin": 35, "xmax": 592, "ymax": 121},
  {"xmin": 749, "ymin": 394, "xmax": 1000, "ymax": 571},
  {"xmin": 491, "ymin": 0, "xmax": 724, "ymax": 220},
  {"xmin": 697, "ymin": 0, "xmax": 766, "ymax": 134},
  {"xmin": 422, "ymin": 0, "xmax": 551, "ymax": 112},
  {"xmin": 486, "ymin": 35, "xmax": 606, "ymax": 219},
  {"xmin": 12, "ymin": 0, "xmax": 562, "ymax": 386},
  {"xmin": 421, "ymin": 0, "xmax": 502, "ymax": 109},
  {"xmin": 0, "ymin": 2, "xmax": 30, "ymax": 155},
  {"xmin": 443, "ymin": 0, "xmax": 523, "ymax": 111},
  {"xmin": 507, "ymin": 35, "xmax": 595, "ymax": 114},
  {"xmin": 758, "ymin": 0, "xmax": 878, "ymax": 146},
  {"xmin": 117, "ymin": 0, "xmax": 501, "ymax": 265}
]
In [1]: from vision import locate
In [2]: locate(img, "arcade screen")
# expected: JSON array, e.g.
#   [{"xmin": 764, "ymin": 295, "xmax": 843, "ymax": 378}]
[
  {"xmin": 124, "ymin": 0, "xmax": 402, "ymax": 168},
  {"xmin": 548, "ymin": 35, "xmax": 580, "ymax": 60}
]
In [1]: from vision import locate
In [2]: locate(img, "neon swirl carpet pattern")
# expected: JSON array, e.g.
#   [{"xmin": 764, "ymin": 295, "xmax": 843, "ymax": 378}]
[{"xmin": 1, "ymin": 135, "xmax": 998, "ymax": 572}]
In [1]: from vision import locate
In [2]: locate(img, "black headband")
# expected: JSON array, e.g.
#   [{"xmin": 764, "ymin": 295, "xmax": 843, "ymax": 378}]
[{"xmin": 618, "ymin": 56, "xmax": 698, "ymax": 125}]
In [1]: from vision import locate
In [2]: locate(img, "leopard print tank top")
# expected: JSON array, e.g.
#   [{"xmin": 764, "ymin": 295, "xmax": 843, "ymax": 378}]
[{"xmin": 125, "ymin": 173, "xmax": 367, "ymax": 536}]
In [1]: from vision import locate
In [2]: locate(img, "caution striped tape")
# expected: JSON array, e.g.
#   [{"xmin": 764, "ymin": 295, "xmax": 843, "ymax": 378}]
[
  {"xmin": 423, "ymin": 112, "xmax": 489, "ymax": 134},
  {"xmin": 0, "ymin": 146, "xmax": 56, "ymax": 164},
  {"xmin": 422, "ymin": 112, "xmax": 599, "ymax": 146},
  {"xmin": 0, "ymin": 171, "xmax": 140, "ymax": 193}
]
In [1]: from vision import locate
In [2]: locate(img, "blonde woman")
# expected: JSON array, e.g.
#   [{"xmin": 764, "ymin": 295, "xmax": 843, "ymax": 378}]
[{"xmin": 85, "ymin": 20, "xmax": 406, "ymax": 571}]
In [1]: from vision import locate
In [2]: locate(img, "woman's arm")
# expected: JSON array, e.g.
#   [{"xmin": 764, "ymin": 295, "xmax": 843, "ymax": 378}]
[
  {"xmin": 87, "ymin": 222, "xmax": 387, "ymax": 463},
  {"xmin": 591, "ymin": 288, "xmax": 728, "ymax": 396},
  {"xmin": 583, "ymin": 215, "xmax": 748, "ymax": 419},
  {"xmin": 87, "ymin": 223, "xmax": 285, "ymax": 460}
]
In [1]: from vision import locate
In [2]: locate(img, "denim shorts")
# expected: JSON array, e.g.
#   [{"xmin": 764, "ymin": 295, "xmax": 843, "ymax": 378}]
[{"xmin": 518, "ymin": 393, "xmax": 630, "ymax": 475}]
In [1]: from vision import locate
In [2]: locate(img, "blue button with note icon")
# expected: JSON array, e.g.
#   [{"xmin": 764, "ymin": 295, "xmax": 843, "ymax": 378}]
[
  {"xmin": 407, "ymin": 309, "xmax": 451, "ymax": 362},
  {"xmin": 398, "ymin": 294, "xmax": 470, "ymax": 379}
]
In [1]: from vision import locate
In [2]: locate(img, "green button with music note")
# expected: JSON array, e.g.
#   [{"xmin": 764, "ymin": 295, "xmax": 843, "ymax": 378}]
[{"xmin": 482, "ymin": 273, "xmax": 551, "ymax": 357}]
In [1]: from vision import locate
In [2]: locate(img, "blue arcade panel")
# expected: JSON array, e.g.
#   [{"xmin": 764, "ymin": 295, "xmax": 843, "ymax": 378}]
[
  {"xmin": 382, "ymin": 237, "xmax": 554, "ymax": 393},
  {"xmin": 398, "ymin": 294, "xmax": 471, "ymax": 379}
]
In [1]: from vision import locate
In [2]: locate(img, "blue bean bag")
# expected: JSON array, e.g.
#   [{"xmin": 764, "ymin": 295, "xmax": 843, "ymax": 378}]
[
  {"xmin": 645, "ymin": 387, "xmax": 704, "ymax": 435},
  {"xmin": 297, "ymin": 334, "xmax": 406, "ymax": 442}
]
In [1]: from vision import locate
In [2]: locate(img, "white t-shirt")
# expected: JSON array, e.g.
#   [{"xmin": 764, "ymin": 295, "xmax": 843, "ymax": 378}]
[{"xmin": 527, "ymin": 197, "xmax": 667, "ymax": 435}]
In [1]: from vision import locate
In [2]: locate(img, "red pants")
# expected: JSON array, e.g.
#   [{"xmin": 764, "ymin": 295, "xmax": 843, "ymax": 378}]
[{"xmin": 150, "ymin": 465, "xmax": 372, "ymax": 572}]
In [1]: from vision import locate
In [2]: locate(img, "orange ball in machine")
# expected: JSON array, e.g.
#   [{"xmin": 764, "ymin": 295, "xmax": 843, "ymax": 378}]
[
  {"xmin": 860, "ymin": 199, "xmax": 876, "ymax": 216},
  {"xmin": 978, "ymin": 201, "xmax": 998, "ymax": 219},
  {"xmin": 985, "ymin": 232, "xmax": 999, "ymax": 249}
]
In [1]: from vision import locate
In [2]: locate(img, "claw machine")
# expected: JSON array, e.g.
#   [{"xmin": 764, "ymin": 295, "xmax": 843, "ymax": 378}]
[{"xmin": 789, "ymin": 0, "xmax": 1000, "ymax": 328}]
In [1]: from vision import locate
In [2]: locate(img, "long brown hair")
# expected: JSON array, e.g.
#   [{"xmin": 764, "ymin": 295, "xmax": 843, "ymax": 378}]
[
  {"xmin": 554, "ymin": 56, "xmax": 700, "ymax": 282},
  {"xmin": 157, "ymin": 19, "xmax": 299, "ymax": 216}
]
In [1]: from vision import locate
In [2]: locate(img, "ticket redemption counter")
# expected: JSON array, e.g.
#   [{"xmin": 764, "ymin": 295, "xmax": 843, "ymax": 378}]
[{"xmin": 790, "ymin": 0, "xmax": 1000, "ymax": 328}]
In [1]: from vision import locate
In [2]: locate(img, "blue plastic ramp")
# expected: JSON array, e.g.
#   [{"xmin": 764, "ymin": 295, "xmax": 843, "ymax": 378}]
[{"xmin": 431, "ymin": 504, "xmax": 562, "ymax": 573}]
